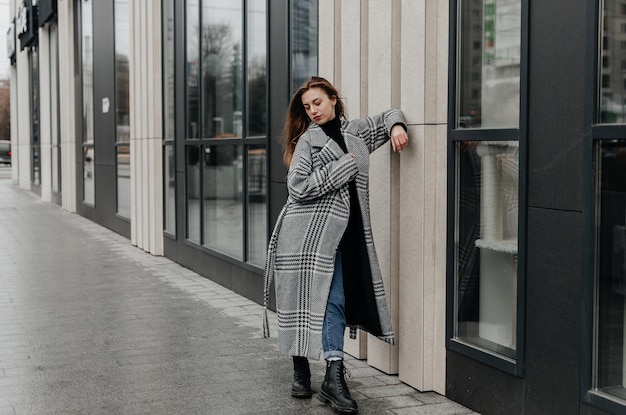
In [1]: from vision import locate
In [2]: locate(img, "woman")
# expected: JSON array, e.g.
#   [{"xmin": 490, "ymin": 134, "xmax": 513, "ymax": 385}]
[{"xmin": 263, "ymin": 76, "xmax": 409, "ymax": 414}]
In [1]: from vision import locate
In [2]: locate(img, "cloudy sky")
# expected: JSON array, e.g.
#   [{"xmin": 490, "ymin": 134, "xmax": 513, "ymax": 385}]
[{"xmin": 0, "ymin": 0, "xmax": 11, "ymax": 79}]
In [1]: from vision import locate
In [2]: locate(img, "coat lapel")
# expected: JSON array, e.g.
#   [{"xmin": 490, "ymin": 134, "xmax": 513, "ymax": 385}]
[{"xmin": 309, "ymin": 124, "xmax": 346, "ymax": 161}]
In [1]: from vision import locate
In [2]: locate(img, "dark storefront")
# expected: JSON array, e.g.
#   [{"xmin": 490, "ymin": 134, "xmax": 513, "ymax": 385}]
[
  {"xmin": 17, "ymin": 0, "xmax": 41, "ymax": 194},
  {"xmin": 446, "ymin": 0, "xmax": 626, "ymax": 414},
  {"xmin": 74, "ymin": 0, "xmax": 130, "ymax": 236}
]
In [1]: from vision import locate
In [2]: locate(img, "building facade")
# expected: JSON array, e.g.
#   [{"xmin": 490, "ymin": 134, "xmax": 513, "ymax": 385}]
[{"xmin": 7, "ymin": 0, "xmax": 626, "ymax": 414}]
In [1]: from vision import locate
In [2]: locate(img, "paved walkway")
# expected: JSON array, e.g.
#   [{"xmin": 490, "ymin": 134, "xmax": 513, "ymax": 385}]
[{"xmin": 0, "ymin": 171, "xmax": 478, "ymax": 415}]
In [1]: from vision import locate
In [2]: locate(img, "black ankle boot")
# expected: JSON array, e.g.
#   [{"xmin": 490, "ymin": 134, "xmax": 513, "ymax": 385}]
[
  {"xmin": 318, "ymin": 360, "xmax": 358, "ymax": 413},
  {"xmin": 291, "ymin": 356, "xmax": 312, "ymax": 398}
]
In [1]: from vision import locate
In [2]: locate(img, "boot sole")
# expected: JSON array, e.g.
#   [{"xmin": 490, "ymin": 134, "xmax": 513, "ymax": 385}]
[
  {"xmin": 318, "ymin": 390, "xmax": 358, "ymax": 414},
  {"xmin": 291, "ymin": 391, "xmax": 313, "ymax": 399}
]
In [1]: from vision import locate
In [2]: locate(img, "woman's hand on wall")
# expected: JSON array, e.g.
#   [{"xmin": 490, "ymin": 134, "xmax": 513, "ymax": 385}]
[{"xmin": 390, "ymin": 124, "xmax": 409, "ymax": 152}]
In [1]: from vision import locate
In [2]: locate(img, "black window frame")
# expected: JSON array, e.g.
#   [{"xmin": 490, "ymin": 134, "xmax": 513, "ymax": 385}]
[
  {"xmin": 445, "ymin": 0, "xmax": 530, "ymax": 377},
  {"xmin": 183, "ymin": 0, "xmax": 269, "ymax": 267}
]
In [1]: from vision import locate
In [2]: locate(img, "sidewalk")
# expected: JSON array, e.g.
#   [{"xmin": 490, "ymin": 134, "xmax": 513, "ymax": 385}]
[{"xmin": 0, "ymin": 175, "xmax": 478, "ymax": 415}]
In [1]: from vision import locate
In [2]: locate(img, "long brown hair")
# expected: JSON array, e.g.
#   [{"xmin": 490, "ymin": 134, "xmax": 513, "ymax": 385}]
[{"xmin": 282, "ymin": 76, "xmax": 346, "ymax": 167}]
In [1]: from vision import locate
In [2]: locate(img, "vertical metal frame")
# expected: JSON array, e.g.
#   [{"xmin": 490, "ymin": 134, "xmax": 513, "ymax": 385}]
[
  {"xmin": 445, "ymin": 0, "xmax": 529, "ymax": 377},
  {"xmin": 580, "ymin": 0, "xmax": 599, "ymax": 409}
]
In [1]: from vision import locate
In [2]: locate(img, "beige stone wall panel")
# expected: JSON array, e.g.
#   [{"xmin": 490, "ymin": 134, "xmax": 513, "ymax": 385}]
[{"xmin": 129, "ymin": 0, "xmax": 163, "ymax": 256}]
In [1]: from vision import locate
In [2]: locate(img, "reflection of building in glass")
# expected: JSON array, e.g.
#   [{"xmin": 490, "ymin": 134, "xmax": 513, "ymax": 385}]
[
  {"xmin": 601, "ymin": 0, "xmax": 626, "ymax": 122},
  {"xmin": 481, "ymin": 0, "xmax": 520, "ymax": 129},
  {"xmin": 459, "ymin": 0, "xmax": 521, "ymax": 129},
  {"xmin": 458, "ymin": 0, "xmax": 483, "ymax": 127},
  {"xmin": 291, "ymin": 0, "xmax": 318, "ymax": 92}
]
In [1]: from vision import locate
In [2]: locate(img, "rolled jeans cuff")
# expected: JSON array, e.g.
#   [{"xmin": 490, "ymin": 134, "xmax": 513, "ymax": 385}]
[{"xmin": 324, "ymin": 350, "xmax": 344, "ymax": 360}]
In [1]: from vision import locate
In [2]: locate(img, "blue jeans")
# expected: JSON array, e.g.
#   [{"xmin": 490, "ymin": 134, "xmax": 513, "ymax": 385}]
[{"xmin": 322, "ymin": 251, "xmax": 346, "ymax": 360}]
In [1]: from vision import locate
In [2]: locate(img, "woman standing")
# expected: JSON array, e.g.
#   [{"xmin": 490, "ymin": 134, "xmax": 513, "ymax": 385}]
[{"xmin": 263, "ymin": 76, "xmax": 409, "ymax": 414}]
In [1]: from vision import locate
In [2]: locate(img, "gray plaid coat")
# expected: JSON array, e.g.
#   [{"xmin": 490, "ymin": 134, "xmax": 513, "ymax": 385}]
[{"xmin": 263, "ymin": 108, "xmax": 406, "ymax": 360}]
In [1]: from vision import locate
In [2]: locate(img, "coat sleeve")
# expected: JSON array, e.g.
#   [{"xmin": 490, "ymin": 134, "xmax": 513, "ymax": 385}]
[
  {"xmin": 354, "ymin": 108, "xmax": 407, "ymax": 154},
  {"xmin": 287, "ymin": 135, "xmax": 359, "ymax": 203}
]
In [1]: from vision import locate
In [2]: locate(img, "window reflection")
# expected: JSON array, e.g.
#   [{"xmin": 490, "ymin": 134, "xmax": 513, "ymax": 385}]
[
  {"xmin": 187, "ymin": 146, "xmax": 201, "ymax": 243},
  {"xmin": 50, "ymin": 25, "xmax": 61, "ymax": 195},
  {"xmin": 182, "ymin": 0, "xmax": 273, "ymax": 265},
  {"xmin": 115, "ymin": 0, "xmax": 130, "ymax": 144},
  {"xmin": 291, "ymin": 0, "xmax": 318, "ymax": 92},
  {"xmin": 116, "ymin": 146, "xmax": 130, "ymax": 218},
  {"xmin": 455, "ymin": 141, "xmax": 519, "ymax": 358},
  {"xmin": 187, "ymin": 0, "xmax": 200, "ymax": 138},
  {"xmin": 163, "ymin": 0, "xmax": 176, "ymax": 236},
  {"xmin": 247, "ymin": 0, "xmax": 267, "ymax": 137},
  {"xmin": 115, "ymin": 0, "xmax": 130, "ymax": 218},
  {"xmin": 83, "ymin": 146, "xmax": 95, "ymax": 205},
  {"xmin": 164, "ymin": 0, "xmax": 176, "ymax": 140},
  {"xmin": 457, "ymin": 0, "xmax": 521, "ymax": 129},
  {"xmin": 82, "ymin": 0, "xmax": 95, "ymax": 205},
  {"xmin": 30, "ymin": 47, "xmax": 40, "ymax": 186},
  {"xmin": 248, "ymin": 146, "xmax": 266, "ymax": 266},
  {"xmin": 82, "ymin": 0, "xmax": 94, "ymax": 145},
  {"xmin": 596, "ymin": 140, "xmax": 626, "ymax": 399},
  {"xmin": 202, "ymin": 0, "xmax": 243, "ymax": 138},
  {"xmin": 164, "ymin": 145, "xmax": 176, "ymax": 234},
  {"xmin": 600, "ymin": 1, "xmax": 626, "ymax": 123},
  {"xmin": 203, "ymin": 145, "xmax": 243, "ymax": 258}
]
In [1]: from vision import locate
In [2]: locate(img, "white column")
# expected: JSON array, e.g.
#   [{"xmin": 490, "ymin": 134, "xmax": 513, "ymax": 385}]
[
  {"xmin": 129, "ymin": 0, "xmax": 163, "ymax": 255},
  {"xmin": 398, "ymin": 0, "xmax": 447, "ymax": 394},
  {"xmin": 38, "ymin": 27, "xmax": 52, "ymax": 202},
  {"xmin": 57, "ymin": 0, "xmax": 77, "ymax": 212},
  {"xmin": 366, "ymin": 0, "xmax": 398, "ymax": 375}
]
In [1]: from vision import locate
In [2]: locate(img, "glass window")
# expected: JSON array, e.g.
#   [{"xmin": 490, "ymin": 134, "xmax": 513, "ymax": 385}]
[
  {"xmin": 82, "ymin": 0, "xmax": 95, "ymax": 205},
  {"xmin": 450, "ymin": 0, "xmax": 523, "ymax": 370},
  {"xmin": 164, "ymin": 145, "xmax": 176, "ymax": 234},
  {"xmin": 457, "ymin": 0, "xmax": 521, "ymax": 129},
  {"xmin": 183, "ymin": 0, "xmax": 270, "ymax": 265},
  {"xmin": 203, "ymin": 145, "xmax": 243, "ymax": 257},
  {"xmin": 595, "ymin": 140, "xmax": 626, "ymax": 401},
  {"xmin": 30, "ymin": 46, "xmax": 40, "ymax": 187},
  {"xmin": 50, "ymin": 24, "xmax": 61, "ymax": 196},
  {"xmin": 600, "ymin": 0, "xmax": 626, "ymax": 123},
  {"xmin": 163, "ymin": 0, "xmax": 176, "ymax": 235},
  {"xmin": 593, "ymin": 0, "xmax": 626, "ymax": 404},
  {"xmin": 202, "ymin": 0, "xmax": 243, "ymax": 139},
  {"xmin": 247, "ymin": 0, "xmax": 267, "ymax": 137},
  {"xmin": 290, "ymin": 0, "xmax": 318, "ymax": 92},
  {"xmin": 187, "ymin": 145, "xmax": 201, "ymax": 243},
  {"xmin": 116, "ymin": 145, "xmax": 130, "ymax": 218},
  {"xmin": 115, "ymin": 0, "xmax": 130, "ymax": 218},
  {"xmin": 247, "ymin": 145, "xmax": 266, "ymax": 267},
  {"xmin": 455, "ymin": 141, "xmax": 519, "ymax": 358},
  {"xmin": 186, "ymin": 0, "xmax": 200, "ymax": 139}
]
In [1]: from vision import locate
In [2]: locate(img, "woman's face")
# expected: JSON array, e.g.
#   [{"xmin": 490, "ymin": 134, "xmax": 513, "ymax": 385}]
[{"xmin": 301, "ymin": 87, "xmax": 337, "ymax": 125}]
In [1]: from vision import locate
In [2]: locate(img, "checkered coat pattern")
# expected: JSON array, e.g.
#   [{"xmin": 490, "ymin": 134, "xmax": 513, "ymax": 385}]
[{"xmin": 263, "ymin": 108, "xmax": 406, "ymax": 360}]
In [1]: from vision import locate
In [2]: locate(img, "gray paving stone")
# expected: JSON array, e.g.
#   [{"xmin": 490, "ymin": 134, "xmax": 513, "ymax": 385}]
[{"xmin": 0, "ymin": 174, "xmax": 479, "ymax": 415}]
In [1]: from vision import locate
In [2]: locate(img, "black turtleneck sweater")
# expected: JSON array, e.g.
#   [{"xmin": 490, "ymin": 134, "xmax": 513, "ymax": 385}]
[
  {"xmin": 320, "ymin": 116, "xmax": 383, "ymax": 335},
  {"xmin": 320, "ymin": 116, "xmax": 347, "ymax": 152}
]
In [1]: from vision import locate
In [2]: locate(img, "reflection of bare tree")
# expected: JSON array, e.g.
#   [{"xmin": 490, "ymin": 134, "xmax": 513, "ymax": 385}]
[
  {"xmin": 202, "ymin": 23, "xmax": 242, "ymax": 138},
  {"xmin": 248, "ymin": 55, "xmax": 266, "ymax": 136},
  {"xmin": 115, "ymin": 54, "xmax": 130, "ymax": 142}
]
